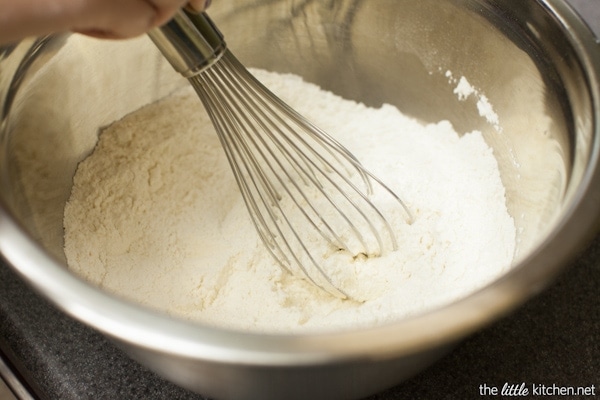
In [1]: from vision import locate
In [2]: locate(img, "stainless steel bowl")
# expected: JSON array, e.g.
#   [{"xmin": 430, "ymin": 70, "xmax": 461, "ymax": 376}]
[{"xmin": 0, "ymin": 1, "xmax": 599, "ymax": 399}]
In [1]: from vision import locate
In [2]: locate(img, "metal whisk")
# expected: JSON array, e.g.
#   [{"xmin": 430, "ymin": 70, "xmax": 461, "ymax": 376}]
[{"xmin": 149, "ymin": 10, "xmax": 412, "ymax": 299}]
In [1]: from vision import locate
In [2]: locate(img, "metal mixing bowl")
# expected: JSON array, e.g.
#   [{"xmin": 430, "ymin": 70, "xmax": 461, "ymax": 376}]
[{"xmin": 0, "ymin": 1, "xmax": 599, "ymax": 399}]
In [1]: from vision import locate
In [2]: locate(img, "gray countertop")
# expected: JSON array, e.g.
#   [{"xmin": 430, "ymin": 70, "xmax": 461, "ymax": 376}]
[{"xmin": 1, "ymin": 1, "xmax": 599, "ymax": 399}]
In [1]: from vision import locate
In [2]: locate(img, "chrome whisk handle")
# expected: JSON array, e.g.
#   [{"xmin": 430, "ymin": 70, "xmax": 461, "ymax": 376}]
[{"xmin": 148, "ymin": 10, "xmax": 226, "ymax": 78}]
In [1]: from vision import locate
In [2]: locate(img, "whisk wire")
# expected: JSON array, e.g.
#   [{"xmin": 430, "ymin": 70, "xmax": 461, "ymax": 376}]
[
  {"xmin": 192, "ymin": 61, "xmax": 353, "ymax": 297},
  {"xmin": 189, "ymin": 51, "xmax": 413, "ymax": 298},
  {"xmin": 208, "ymin": 57, "xmax": 370, "ymax": 253},
  {"xmin": 214, "ymin": 56, "xmax": 381, "ymax": 249},
  {"xmin": 197, "ymin": 71, "xmax": 354, "ymax": 295},
  {"xmin": 194, "ymin": 75, "xmax": 295, "ymax": 269},
  {"xmin": 217, "ymin": 54, "xmax": 396, "ymax": 256}
]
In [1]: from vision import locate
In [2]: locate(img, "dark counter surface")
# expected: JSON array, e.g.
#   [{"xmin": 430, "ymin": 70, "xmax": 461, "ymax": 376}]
[{"xmin": 1, "ymin": 0, "xmax": 599, "ymax": 399}]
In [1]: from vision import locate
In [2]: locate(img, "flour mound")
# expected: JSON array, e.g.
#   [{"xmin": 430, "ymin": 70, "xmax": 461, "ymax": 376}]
[{"xmin": 64, "ymin": 70, "xmax": 515, "ymax": 333}]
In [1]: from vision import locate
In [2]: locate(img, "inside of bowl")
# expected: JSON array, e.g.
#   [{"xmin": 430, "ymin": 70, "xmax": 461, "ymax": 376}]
[{"xmin": 0, "ymin": 0, "xmax": 592, "ymax": 281}]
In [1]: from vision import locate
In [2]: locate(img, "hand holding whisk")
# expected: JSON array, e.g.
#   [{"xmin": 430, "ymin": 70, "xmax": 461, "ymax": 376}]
[{"xmin": 148, "ymin": 9, "xmax": 413, "ymax": 299}]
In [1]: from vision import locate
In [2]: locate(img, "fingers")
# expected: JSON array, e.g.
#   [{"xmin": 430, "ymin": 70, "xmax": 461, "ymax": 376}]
[
  {"xmin": 76, "ymin": 0, "xmax": 212, "ymax": 39},
  {"xmin": 0, "ymin": 0, "xmax": 213, "ymax": 44},
  {"xmin": 186, "ymin": 0, "xmax": 212, "ymax": 13},
  {"xmin": 72, "ymin": 0, "xmax": 185, "ymax": 39}
]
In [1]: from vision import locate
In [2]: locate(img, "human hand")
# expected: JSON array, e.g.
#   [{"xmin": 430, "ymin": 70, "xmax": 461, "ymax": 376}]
[{"xmin": 0, "ymin": 0, "xmax": 211, "ymax": 45}]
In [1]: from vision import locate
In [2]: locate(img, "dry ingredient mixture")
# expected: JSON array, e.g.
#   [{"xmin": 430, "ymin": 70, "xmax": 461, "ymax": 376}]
[
  {"xmin": 63, "ymin": 70, "xmax": 516, "ymax": 333},
  {"xmin": 446, "ymin": 70, "xmax": 502, "ymax": 132}
]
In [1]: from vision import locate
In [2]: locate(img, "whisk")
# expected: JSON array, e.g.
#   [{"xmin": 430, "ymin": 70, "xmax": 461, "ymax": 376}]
[{"xmin": 148, "ymin": 10, "xmax": 412, "ymax": 299}]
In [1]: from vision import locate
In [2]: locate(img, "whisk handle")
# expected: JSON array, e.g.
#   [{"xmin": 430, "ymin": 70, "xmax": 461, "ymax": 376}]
[{"xmin": 148, "ymin": 10, "xmax": 226, "ymax": 78}]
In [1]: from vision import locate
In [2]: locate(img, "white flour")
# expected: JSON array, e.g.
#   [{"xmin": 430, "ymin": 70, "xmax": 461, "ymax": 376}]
[
  {"xmin": 63, "ymin": 70, "xmax": 516, "ymax": 333},
  {"xmin": 446, "ymin": 70, "xmax": 502, "ymax": 132}
]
